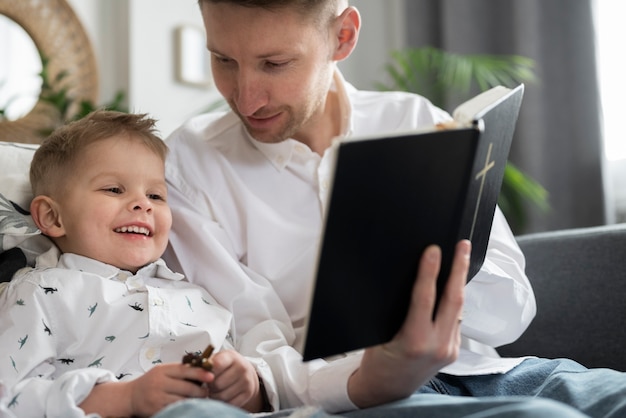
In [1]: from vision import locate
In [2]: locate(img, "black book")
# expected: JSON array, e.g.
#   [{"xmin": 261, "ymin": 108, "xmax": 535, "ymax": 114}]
[{"xmin": 303, "ymin": 84, "xmax": 525, "ymax": 361}]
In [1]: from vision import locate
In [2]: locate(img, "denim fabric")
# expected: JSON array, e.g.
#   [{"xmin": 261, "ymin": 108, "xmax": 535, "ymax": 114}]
[
  {"xmin": 419, "ymin": 358, "xmax": 625, "ymax": 418},
  {"xmin": 153, "ymin": 396, "xmax": 586, "ymax": 418},
  {"xmin": 154, "ymin": 400, "xmax": 341, "ymax": 418},
  {"xmin": 154, "ymin": 399, "xmax": 249, "ymax": 418},
  {"xmin": 343, "ymin": 395, "xmax": 587, "ymax": 418}
]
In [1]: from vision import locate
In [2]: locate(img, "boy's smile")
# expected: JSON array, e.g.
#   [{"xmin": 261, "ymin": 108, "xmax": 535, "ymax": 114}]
[{"xmin": 50, "ymin": 135, "xmax": 171, "ymax": 273}]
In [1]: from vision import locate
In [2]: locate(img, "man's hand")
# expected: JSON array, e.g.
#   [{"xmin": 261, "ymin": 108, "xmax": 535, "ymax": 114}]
[{"xmin": 347, "ymin": 240, "xmax": 470, "ymax": 408}]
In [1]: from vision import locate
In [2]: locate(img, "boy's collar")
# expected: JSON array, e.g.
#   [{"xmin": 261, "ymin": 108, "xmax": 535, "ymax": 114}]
[{"xmin": 56, "ymin": 253, "xmax": 184, "ymax": 282}]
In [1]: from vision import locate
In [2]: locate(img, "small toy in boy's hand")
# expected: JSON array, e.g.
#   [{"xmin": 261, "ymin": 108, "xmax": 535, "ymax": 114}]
[{"xmin": 182, "ymin": 344, "xmax": 215, "ymax": 371}]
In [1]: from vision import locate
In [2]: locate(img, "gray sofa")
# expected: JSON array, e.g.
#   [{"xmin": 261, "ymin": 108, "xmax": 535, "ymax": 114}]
[{"xmin": 498, "ymin": 223, "xmax": 626, "ymax": 372}]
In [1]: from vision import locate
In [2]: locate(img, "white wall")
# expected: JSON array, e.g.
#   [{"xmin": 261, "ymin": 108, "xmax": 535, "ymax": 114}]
[
  {"xmin": 65, "ymin": 0, "xmax": 406, "ymax": 138},
  {"xmin": 339, "ymin": 0, "xmax": 406, "ymax": 90}
]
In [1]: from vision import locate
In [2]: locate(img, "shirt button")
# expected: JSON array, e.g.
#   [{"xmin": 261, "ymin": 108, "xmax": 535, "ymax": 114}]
[
  {"xmin": 153, "ymin": 298, "xmax": 164, "ymax": 307},
  {"xmin": 116, "ymin": 272, "xmax": 129, "ymax": 281},
  {"xmin": 276, "ymin": 155, "xmax": 285, "ymax": 165},
  {"xmin": 321, "ymin": 179, "xmax": 330, "ymax": 190},
  {"xmin": 295, "ymin": 144, "xmax": 307, "ymax": 153},
  {"xmin": 145, "ymin": 348, "xmax": 156, "ymax": 360}
]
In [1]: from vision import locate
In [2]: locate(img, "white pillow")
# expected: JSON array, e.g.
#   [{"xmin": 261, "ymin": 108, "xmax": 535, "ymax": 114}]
[
  {"xmin": 0, "ymin": 142, "xmax": 38, "ymax": 211},
  {"xmin": 0, "ymin": 142, "xmax": 53, "ymax": 267},
  {"xmin": 0, "ymin": 191, "xmax": 40, "ymax": 252}
]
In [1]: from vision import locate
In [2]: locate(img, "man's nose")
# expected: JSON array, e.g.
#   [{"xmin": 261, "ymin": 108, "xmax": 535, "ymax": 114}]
[{"xmin": 235, "ymin": 71, "xmax": 268, "ymax": 116}]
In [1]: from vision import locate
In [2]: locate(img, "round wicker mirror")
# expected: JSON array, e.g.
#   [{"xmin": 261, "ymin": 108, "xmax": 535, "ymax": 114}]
[{"xmin": 0, "ymin": 0, "xmax": 99, "ymax": 144}]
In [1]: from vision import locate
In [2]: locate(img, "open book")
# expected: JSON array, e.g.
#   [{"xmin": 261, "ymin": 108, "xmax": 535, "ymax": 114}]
[{"xmin": 302, "ymin": 84, "xmax": 525, "ymax": 361}]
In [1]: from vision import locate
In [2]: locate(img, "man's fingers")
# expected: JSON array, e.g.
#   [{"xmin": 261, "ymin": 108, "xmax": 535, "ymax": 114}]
[
  {"xmin": 436, "ymin": 240, "xmax": 470, "ymax": 329},
  {"xmin": 413, "ymin": 244, "xmax": 441, "ymax": 318}
]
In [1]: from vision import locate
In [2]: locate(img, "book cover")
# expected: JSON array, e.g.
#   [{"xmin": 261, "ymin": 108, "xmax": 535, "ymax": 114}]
[{"xmin": 302, "ymin": 84, "xmax": 525, "ymax": 361}]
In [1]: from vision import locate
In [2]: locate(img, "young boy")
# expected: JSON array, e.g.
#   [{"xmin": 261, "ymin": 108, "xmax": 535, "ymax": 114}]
[{"xmin": 0, "ymin": 110, "xmax": 271, "ymax": 417}]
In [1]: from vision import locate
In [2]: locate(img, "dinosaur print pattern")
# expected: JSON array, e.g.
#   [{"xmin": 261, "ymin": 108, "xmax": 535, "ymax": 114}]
[
  {"xmin": 88, "ymin": 357, "xmax": 105, "ymax": 368},
  {"xmin": 129, "ymin": 302, "xmax": 144, "ymax": 311},
  {"xmin": 17, "ymin": 335, "xmax": 27, "ymax": 349},
  {"xmin": 39, "ymin": 285, "xmax": 58, "ymax": 294},
  {"xmin": 42, "ymin": 319, "xmax": 51, "ymax": 335},
  {"xmin": 0, "ymin": 254, "xmax": 233, "ymax": 417}
]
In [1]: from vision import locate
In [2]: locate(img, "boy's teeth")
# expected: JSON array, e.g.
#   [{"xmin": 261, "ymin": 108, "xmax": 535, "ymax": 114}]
[{"xmin": 115, "ymin": 226, "xmax": 150, "ymax": 235}]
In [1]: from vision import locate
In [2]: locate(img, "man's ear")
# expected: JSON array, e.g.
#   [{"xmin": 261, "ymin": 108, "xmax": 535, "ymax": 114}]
[
  {"xmin": 30, "ymin": 195, "xmax": 65, "ymax": 238},
  {"xmin": 332, "ymin": 6, "xmax": 360, "ymax": 61}
]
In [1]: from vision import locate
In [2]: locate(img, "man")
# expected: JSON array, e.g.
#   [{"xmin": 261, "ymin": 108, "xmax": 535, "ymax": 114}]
[{"xmin": 162, "ymin": 1, "xmax": 623, "ymax": 417}]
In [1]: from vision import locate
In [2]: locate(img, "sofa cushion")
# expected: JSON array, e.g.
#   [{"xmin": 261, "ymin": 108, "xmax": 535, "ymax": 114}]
[
  {"xmin": 499, "ymin": 224, "xmax": 626, "ymax": 371},
  {"xmin": 0, "ymin": 143, "xmax": 54, "ymax": 281},
  {"xmin": 0, "ymin": 142, "xmax": 38, "ymax": 209},
  {"xmin": 0, "ymin": 191, "xmax": 40, "ymax": 251}
]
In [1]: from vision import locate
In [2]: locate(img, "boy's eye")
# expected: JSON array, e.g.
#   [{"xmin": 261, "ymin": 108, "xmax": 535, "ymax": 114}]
[
  {"xmin": 104, "ymin": 187, "xmax": 122, "ymax": 194},
  {"xmin": 148, "ymin": 194, "xmax": 164, "ymax": 201}
]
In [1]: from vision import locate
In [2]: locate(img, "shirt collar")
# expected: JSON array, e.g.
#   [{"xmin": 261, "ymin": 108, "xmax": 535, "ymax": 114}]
[
  {"xmin": 247, "ymin": 67, "xmax": 353, "ymax": 171},
  {"xmin": 57, "ymin": 253, "xmax": 184, "ymax": 282},
  {"xmin": 332, "ymin": 68, "xmax": 354, "ymax": 138}
]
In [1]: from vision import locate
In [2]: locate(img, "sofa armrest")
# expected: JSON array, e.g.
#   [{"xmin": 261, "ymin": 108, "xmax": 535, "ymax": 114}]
[{"xmin": 497, "ymin": 223, "xmax": 626, "ymax": 371}]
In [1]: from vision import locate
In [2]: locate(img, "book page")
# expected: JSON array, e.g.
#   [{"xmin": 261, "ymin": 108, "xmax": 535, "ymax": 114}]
[{"xmin": 452, "ymin": 86, "xmax": 513, "ymax": 125}]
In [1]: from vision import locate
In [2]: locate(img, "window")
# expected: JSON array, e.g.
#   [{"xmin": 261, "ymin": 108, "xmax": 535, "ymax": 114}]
[{"xmin": 594, "ymin": 0, "xmax": 625, "ymax": 161}]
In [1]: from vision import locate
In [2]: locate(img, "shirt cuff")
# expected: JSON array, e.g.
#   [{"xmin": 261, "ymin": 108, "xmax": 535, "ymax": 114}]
[
  {"xmin": 46, "ymin": 368, "xmax": 117, "ymax": 417},
  {"xmin": 253, "ymin": 358, "xmax": 280, "ymax": 412},
  {"xmin": 309, "ymin": 353, "xmax": 361, "ymax": 413}
]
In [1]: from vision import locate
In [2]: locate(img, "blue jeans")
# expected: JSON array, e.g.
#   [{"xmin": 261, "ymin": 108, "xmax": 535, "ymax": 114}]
[
  {"xmin": 154, "ymin": 397, "xmax": 584, "ymax": 418},
  {"xmin": 417, "ymin": 358, "xmax": 625, "ymax": 417},
  {"xmin": 154, "ymin": 358, "xmax": 625, "ymax": 418}
]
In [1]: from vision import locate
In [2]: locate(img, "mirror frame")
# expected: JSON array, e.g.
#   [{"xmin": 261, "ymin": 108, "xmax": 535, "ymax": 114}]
[{"xmin": 0, "ymin": 0, "xmax": 99, "ymax": 144}]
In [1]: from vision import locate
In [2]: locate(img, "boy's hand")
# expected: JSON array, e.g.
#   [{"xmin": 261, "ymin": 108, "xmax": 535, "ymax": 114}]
[
  {"xmin": 208, "ymin": 349, "xmax": 265, "ymax": 412},
  {"xmin": 126, "ymin": 363, "xmax": 212, "ymax": 416},
  {"xmin": 80, "ymin": 363, "xmax": 213, "ymax": 417}
]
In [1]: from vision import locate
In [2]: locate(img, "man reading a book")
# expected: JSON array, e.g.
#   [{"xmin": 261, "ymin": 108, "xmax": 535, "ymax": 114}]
[{"xmin": 157, "ymin": 1, "xmax": 626, "ymax": 417}]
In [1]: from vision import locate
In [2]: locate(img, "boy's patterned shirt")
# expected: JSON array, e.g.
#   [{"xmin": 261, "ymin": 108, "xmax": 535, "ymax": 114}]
[{"xmin": 0, "ymin": 253, "xmax": 232, "ymax": 417}]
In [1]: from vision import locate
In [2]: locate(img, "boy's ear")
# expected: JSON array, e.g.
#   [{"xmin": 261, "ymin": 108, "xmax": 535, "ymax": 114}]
[
  {"xmin": 332, "ymin": 6, "xmax": 360, "ymax": 61},
  {"xmin": 30, "ymin": 195, "xmax": 65, "ymax": 238}
]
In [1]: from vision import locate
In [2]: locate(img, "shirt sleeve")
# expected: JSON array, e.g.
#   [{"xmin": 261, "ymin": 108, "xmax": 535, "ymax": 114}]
[
  {"xmin": 0, "ymin": 276, "xmax": 117, "ymax": 418},
  {"xmin": 461, "ymin": 206, "xmax": 537, "ymax": 347},
  {"xmin": 9, "ymin": 369, "xmax": 116, "ymax": 418},
  {"xmin": 164, "ymin": 171, "xmax": 358, "ymax": 412}
]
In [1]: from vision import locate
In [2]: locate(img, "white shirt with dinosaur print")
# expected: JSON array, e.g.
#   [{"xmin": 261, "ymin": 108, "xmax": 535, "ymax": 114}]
[{"xmin": 0, "ymin": 252, "xmax": 235, "ymax": 417}]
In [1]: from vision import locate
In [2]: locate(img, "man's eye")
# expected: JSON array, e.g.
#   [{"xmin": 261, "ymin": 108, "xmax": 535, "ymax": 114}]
[
  {"xmin": 266, "ymin": 61, "xmax": 288, "ymax": 70},
  {"xmin": 213, "ymin": 55, "xmax": 233, "ymax": 65}
]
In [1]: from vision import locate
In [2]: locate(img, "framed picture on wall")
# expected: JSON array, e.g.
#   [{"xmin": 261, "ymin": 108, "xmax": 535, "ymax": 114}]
[{"xmin": 175, "ymin": 25, "xmax": 212, "ymax": 88}]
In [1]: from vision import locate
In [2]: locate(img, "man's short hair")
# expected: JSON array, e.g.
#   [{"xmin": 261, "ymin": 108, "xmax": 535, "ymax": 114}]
[{"xmin": 198, "ymin": 0, "xmax": 340, "ymax": 26}]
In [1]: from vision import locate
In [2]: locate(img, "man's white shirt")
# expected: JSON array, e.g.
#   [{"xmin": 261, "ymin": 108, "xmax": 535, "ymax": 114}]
[{"xmin": 164, "ymin": 68, "xmax": 536, "ymax": 412}]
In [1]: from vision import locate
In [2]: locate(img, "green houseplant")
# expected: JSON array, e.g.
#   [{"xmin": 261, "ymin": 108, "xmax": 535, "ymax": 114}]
[
  {"xmin": 37, "ymin": 55, "xmax": 127, "ymax": 127},
  {"xmin": 376, "ymin": 46, "xmax": 548, "ymax": 233}
]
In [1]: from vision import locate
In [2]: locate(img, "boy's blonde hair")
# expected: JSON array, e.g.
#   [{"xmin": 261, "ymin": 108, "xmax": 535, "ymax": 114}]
[{"xmin": 30, "ymin": 110, "xmax": 167, "ymax": 197}]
